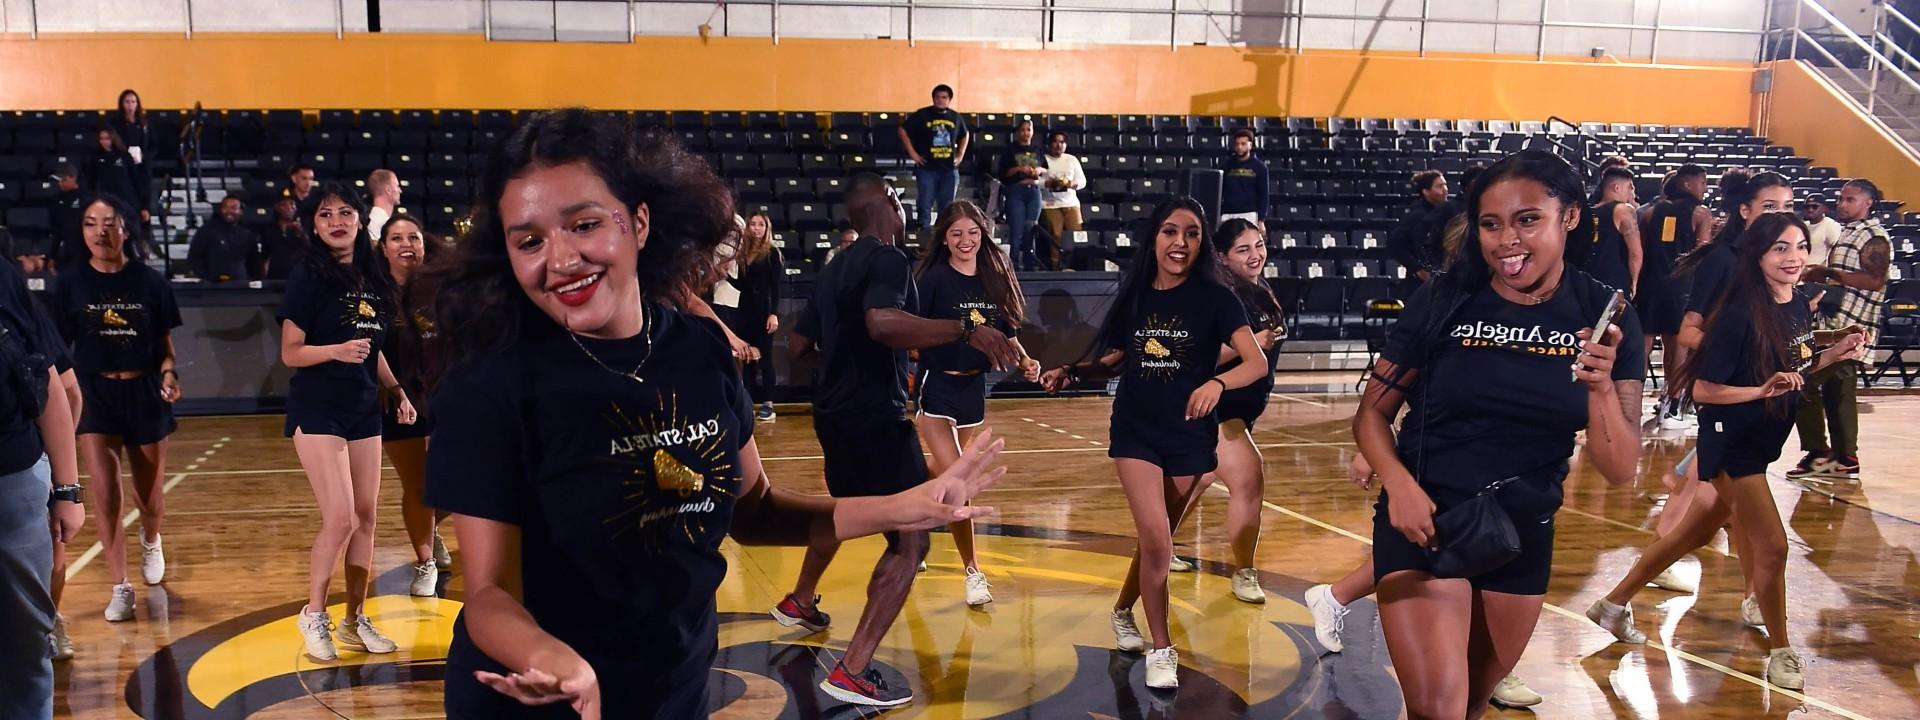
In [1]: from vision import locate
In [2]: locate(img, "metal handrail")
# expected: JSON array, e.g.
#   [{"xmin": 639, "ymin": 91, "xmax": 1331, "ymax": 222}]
[
  {"xmin": 1792, "ymin": 27, "xmax": 1920, "ymax": 137},
  {"xmin": 1887, "ymin": 3, "xmax": 1920, "ymax": 41},
  {"xmin": 1876, "ymin": 32, "xmax": 1920, "ymax": 75},
  {"xmin": 1796, "ymin": 0, "xmax": 1920, "ymax": 99}
]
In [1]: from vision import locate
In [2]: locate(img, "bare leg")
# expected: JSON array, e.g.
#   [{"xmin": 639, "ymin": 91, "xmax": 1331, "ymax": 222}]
[
  {"xmin": 1605, "ymin": 478, "xmax": 1733, "ymax": 606},
  {"xmin": 1331, "ymin": 559, "xmax": 1376, "ymax": 606},
  {"xmin": 1377, "ymin": 570, "xmax": 1474, "ymax": 719},
  {"xmin": 839, "ymin": 529, "xmax": 928, "ymax": 674},
  {"xmin": 1714, "ymin": 473, "xmax": 1791, "ymax": 648},
  {"xmin": 1114, "ymin": 465, "xmax": 1208, "ymax": 612},
  {"xmin": 914, "ymin": 414, "xmax": 981, "ymax": 571},
  {"xmin": 81, "ymin": 434, "xmax": 127, "ymax": 585},
  {"xmin": 1214, "ymin": 419, "xmax": 1264, "ymax": 570},
  {"xmin": 294, "ymin": 431, "xmax": 355, "ymax": 612},
  {"xmin": 125, "ymin": 440, "xmax": 167, "ymax": 545},
  {"xmin": 342, "ymin": 437, "xmax": 383, "ymax": 621},
  {"xmin": 388, "ymin": 437, "xmax": 434, "ymax": 563},
  {"xmin": 1464, "ymin": 590, "xmax": 1546, "ymax": 717},
  {"xmin": 1113, "ymin": 459, "xmax": 1204, "ymax": 649}
]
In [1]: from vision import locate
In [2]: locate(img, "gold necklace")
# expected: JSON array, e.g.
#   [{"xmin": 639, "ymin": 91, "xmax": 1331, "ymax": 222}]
[{"xmin": 568, "ymin": 304, "xmax": 654, "ymax": 383}]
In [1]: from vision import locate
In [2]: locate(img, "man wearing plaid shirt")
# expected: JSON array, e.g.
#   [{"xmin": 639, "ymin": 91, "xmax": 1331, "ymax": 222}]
[{"xmin": 1788, "ymin": 179, "xmax": 1892, "ymax": 479}]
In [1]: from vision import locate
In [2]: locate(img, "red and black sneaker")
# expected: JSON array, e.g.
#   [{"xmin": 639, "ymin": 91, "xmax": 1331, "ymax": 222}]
[
  {"xmin": 770, "ymin": 593, "xmax": 831, "ymax": 633},
  {"xmin": 1785, "ymin": 451, "xmax": 1829, "ymax": 479},
  {"xmin": 820, "ymin": 661, "xmax": 912, "ymax": 707},
  {"xmin": 1826, "ymin": 454, "xmax": 1861, "ymax": 478}
]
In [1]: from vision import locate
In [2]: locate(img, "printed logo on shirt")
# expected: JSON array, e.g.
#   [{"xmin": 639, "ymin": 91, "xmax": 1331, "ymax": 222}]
[
  {"xmin": 339, "ymin": 290, "xmax": 386, "ymax": 339},
  {"xmin": 1133, "ymin": 313, "xmax": 1193, "ymax": 379},
  {"xmin": 1228, "ymin": 168, "xmax": 1258, "ymax": 178},
  {"xmin": 410, "ymin": 309, "xmax": 437, "ymax": 341},
  {"xmin": 958, "ymin": 295, "xmax": 997, "ymax": 329},
  {"xmin": 603, "ymin": 391, "xmax": 737, "ymax": 549},
  {"xmin": 85, "ymin": 298, "xmax": 148, "ymax": 342},
  {"xmin": 927, "ymin": 119, "xmax": 959, "ymax": 159},
  {"xmin": 1790, "ymin": 327, "xmax": 1815, "ymax": 373},
  {"xmin": 1449, "ymin": 320, "xmax": 1581, "ymax": 358}
]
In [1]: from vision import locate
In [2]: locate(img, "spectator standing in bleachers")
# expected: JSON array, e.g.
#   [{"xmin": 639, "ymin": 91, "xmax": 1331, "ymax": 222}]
[
  {"xmin": 51, "ymin": 163, "xmax": 87, "ymax": 272},
  {"xmin": 997, "ymin": 119, "xmax": 1048, "ymax": 272},
  {"xmin": 365, "ymin": 170, "xmax": 402, "ymax": 241},
  {"xmin": 108, "ymin": 90, "xmax": 151, "ymax": 167},
  {"xmin": 735, "ymin": 212, "xmax": 786, "ymax": 423},
  {"xmin": 1040, "ymin": 129, "xmax": 1087, "ymax": 270},
  {"xmin": 1790, "ymin": 179, "xmax": 1891, "ymax": 479},
  {"xmin": 898, "ymin": 85, "xmax": 970, "ymax": 232},
  {"xmin": 1389, "ymin": 170, "xmax": 1458, "ymax": 282},
  {"xmin": 1803, "ymin": 194, "xmax": 1842, "ymax": 265},
  {"xmin": 1218, "ymin": 130, "xmax": 1269, "ymax": 229},
  {"xmin": 1586, "ymin": 167, "xmax": 1644, "ymax": 297},
  {"xmin": 187, "ymin": 197, "xmax": 261, "ymax": 283},
  {"xmin": 262, "ymin": 192, "xmax": 306, "ymax": 281},
  {"xmin": 81, "ymin": 127, "xmax": 150, "ymax": 225},
  {"xmin": 288, "ymin": 163, "xmax": 317, "ymax": 208}
]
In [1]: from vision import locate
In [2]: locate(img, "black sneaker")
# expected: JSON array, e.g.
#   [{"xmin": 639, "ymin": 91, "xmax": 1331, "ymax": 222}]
[{"xmin": 1785, "ymin": 451, "xmax": 1828, "ymax": 479}]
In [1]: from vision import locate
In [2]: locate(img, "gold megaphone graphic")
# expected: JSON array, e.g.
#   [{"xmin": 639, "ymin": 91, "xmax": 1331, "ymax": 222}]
[
  {"xmin": 101, "ymin": 308, "xmax": 129, "ymax": 327},
  {"xmin": 968, "ymin": 308, "xmax": 988, "ymax": 326},
  {"xmin": 654, "ymin": 449, "xmax": 705, "ymax": 497},
  {"xmin": 357, "ymin": 300, "xmax": 376, "ymax": 318},
  {"xmin": 1143, "ymin": 338, "xmax": 1171, "ymax": 358}
]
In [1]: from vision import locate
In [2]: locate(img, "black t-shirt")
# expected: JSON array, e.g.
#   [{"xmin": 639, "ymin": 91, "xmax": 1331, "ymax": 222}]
[
  {"xmin": 260, "ymin": 224, "xmax": 307, "ymax": 281},
  {"xmin": 1111, "ymin": 278, "xmax": 1250, "ymax": 451},
  {"xmin": 0, "ymin": 262, "xmax": 49, "ymax": 474},
  {"xmin": 1219, "ymin": 289, "xmax": 1284, "ymax": 408},
  {"xmin": 1699, "ymin": 290, "xmax": 1816, "ymax": 390},
  {"xmin": 999, "ymin": 142, "xmax": 1045, "ymax": 186},
  {"xmin": 276, "ymin": 264, "xmax": 389, "ymax": 392},
  {"xmin": 901, "ymin": 107, "xmax": 969, "ymax": 170},
  {"xmin": 381, "ymin": 281, "xmax": 436, "ymax": 414},
  {"xmin": 1684, "ymin": 240, "xmax": 1737, "ymax": 315},
  {"xmin": 915, "ymin": 262, "xmax": 1014, "ymax": 373},
  {"xmin": 1384, "ymin": 269, "xmax": 1645, "ymax": 491},
  {"xmin": 427, "ymin": 307, "xmax": 752, "ymax": 718},
  {"xmin": 50, "ymin": 261, "xmax": 181, "ymax": 374},
  {"xmin": 52, "ymin": 190, "xmax": 87, "ymax": 263},
  {"xmin": 795, "ymin": 237, "xmax": 918, "ymax": 416}
]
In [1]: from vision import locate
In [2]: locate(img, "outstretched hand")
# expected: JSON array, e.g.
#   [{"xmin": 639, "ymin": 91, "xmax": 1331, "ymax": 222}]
[
  {"xmin": 475, "ymin": 664, "xmax": 600, "ymax": 719},
  {"xmin": 890, "ymin": 430, "xmax": 1007, "ymax": 532}
]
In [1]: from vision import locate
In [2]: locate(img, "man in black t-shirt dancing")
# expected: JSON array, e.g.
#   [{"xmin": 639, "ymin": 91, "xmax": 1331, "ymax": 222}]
[{"xmin": 774, "ymin": 173, "xmax": 1020, "ymax": 707}]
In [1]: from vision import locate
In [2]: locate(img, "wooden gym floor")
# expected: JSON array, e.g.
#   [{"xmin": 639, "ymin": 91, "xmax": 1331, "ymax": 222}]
[{"xmin": 44, "ymin": 385, "xmax": 1920, "ymax": 719}]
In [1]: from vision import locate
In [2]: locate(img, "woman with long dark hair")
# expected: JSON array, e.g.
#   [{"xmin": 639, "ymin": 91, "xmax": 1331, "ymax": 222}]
[
  {"xmin": 376, "ymin": 213, "xmax": 449, "ymax": 596},
  {"xmin": 108, "ymin": 89, "xmax": 150, "ymax": 167},
  {"xmin": 1587, "ymin": 212, "xmax": 1863, "ymax": 691},
  {"xmin": 49, "ymin": 195, "xmax": 180, "ymax": 623},
  {"xmin": 1356, "ymin": 151, "xmax": 1644, "ymax": 717},
  {"xmin": 1201, "ymin": 218, "xmax": 1283, "ymax": 602},
  {"xmin": 280, "ymin": 182, "xmax": 415, "ymax": 661},
  {"xmin": 1677, "ymin": 169, "xmax": 1794, "ymax": 351},
  {"xmin": 1037, "ymin": 197, "xmax": 1268, "ymax": 690},
  {"xmin": 913, "ymin": 199, "xmax": 1039, "ymax": 607},
  {"xmin": 80, "ymin": 127, "xmax": 151, "ymax": 226},
  {"xmin": 733, "ymin": 211, "xmax": 784, "ymax": 422},
  {"xmin": 419, "ymin": 108, "xmax": 1007, "ymax": 717}
]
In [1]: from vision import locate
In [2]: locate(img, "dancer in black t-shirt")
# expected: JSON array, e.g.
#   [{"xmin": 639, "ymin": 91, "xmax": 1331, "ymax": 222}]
[
  {"xmin": 912, "ymin": 200, "xmax": 1040, "ymax": 608},
  {"xmin": 375, "ymin": 213, "xmax": 450, "ymax": 596},
  {"xmin": 49, "ymin": 195, "xmax": 181, "ymax": 624},
  {"xmin": 279, "ymin": 183, "xmax": 417, "ymax": 662},
  {"xmin": 1038, "ymin": 198, "xmax": 1268, "ymax": 691},
  {"xmin": 1588, "ymin": 213, "xmax": 1862, "ymax": 692},
  {"xmin": 421, "ymin": 112, "xmax": 1009, "ymax": 718},
  {"xmin": 1356, "ymin": 152, "xmax": 1644, "ymax": 718},
  {"xmin": 1203, "ymin": 218, "xmax": 1284, "ymax": 603}
]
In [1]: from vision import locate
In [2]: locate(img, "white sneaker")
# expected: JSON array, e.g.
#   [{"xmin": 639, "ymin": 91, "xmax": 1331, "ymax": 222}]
[
  {"xmin": 104, "ymin": 583, "xmax": 135, "ymax": 622},
  {"xmin": 917, "ymin": 560, "xmax": 928, "ymax": 573},
  {"xmin": 1305, "ymin": 583, "xmax": 1350, "ymax": 652},
  {"xmin": 1585, "ymin": 598, "xmax": 1646, "ymax": 644},
  {"xmin": 1742, "ymin": 595, "xmax": 1766, "ymax": 628},
  {"xmin": 1660, "ymin": 413, "xmax": 1692, "ymax": 430},
  {"xmin": 50, "ymin": 614, "xmax": 74, "ymax": 661},
  {"xmin": 141, "ymin": 537, "xmax": 165, "ymax": 585},
  {"xmin": 1145, "ymin": 646, "xmax": 1180, "ymax": 689},
  {"xmin": 409, "ymin": 560, "xmax": 439, "ymax": 597},
  {"xmin": 1648, "ymin": 566, "xmax": 1698, "ymax": 594},
  {"xmin": 1111, "ymin": 608, "xmax": 1147, "ymax": 653},
  {"xmin": 337, "ymin": 614, "xmax": 397, "ymax": 654},
  {"xmin": 297, "ymin": 605, "xmax": 337, "ymax": 661},
  {"xmin": 1167, "ymin": 555, "xmax": 1195, "ymax": 573},
  {"xmin": 963, "ymin": 568, "xmax": 993, "ymax": 606},
  {"xmin": 432, "ymin": 531, "xmax": 452, "ymax": 570},
  {"xmin": 1767, "ymin": 647, "xmax": 1806, "ymax": 690},
  {"xmin": 1490, "ymin": 673, "xmax": 1543, "ymax": 707},
  {"xmin": 1230, "ymin": 568, "xmax": 1266, "ymax": 604}
]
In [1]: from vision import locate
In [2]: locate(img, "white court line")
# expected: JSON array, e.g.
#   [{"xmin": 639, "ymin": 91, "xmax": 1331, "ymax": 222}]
[
  {"xmin": 1270, "ymin": 393, "xmax": 1331, "ymax": 408},
  {"xmin": 1202, "ymin": 484, "xmax": 1872, "ymax": 719}
]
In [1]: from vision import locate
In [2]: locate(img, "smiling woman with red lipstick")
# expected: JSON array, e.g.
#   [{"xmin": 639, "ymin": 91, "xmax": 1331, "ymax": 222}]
[
  {"xmin": 277, "ymin": 182, "xmax": 415, "ymax": 662},
  {"xmin": 1587, "ymin": 212, "xmax": 1865, "ymax": 691},
  {"xmin": 1354, "ymin": 151, "xmax": 1644, "ymax": 718},
  {"xmin": 1038, "ymin": 197, "xmax": 1268, "ymax": 691},
  {"xmin": 418, "ymin": 109, "xmax": 1008, "ymax": 718},
  {"xmin": 375, "ymin": 212, "xmax": 449, "ymax": 596}
]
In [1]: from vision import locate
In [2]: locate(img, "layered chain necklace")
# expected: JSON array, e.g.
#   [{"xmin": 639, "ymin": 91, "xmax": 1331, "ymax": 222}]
[{"xmin": 568, "ymin": 303, "xmax": 654, "ymax": 383}]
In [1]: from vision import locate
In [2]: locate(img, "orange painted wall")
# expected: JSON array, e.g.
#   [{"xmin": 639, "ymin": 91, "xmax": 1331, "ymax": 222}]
[
  {"xmin": 1763, "ymin": 60, "xmax": 1920, "ymax": 204},
  {"xmin": 0, "ymin": 33, "xmax": 1756, "ymax": 126}
]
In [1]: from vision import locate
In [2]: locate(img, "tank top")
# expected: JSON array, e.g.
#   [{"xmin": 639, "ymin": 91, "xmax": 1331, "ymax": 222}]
[
  {"xmin": 1641, "ymin": 197, "xmax": 1701, "ymax": 271},
  {"xmin": 1585, "ymin": 201, "xmax": 1633, "ymax": 292}
]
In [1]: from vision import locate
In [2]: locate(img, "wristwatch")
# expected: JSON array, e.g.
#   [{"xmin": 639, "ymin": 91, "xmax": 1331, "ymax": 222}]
[
  {"xmin": 49, "ymin": 483, "xmax": 84, "ymax": 505},
  {"xmin": 959, "ymin": 315, "xmax": 977, "ymax": 342}
]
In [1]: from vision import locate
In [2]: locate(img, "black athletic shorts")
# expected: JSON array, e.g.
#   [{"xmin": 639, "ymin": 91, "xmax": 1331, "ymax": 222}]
[
  {"xmin": 1636, "ymin": 274, "xmax": 1689, "ymax": 336},
  {"xmin": 1108, "ymin": 422, "xmax": 1217, "ymax": 477},
  {"xmin": 382, "ymin": 403, "xmax": 434, "ymax": 442},
  {"xmin": 77, "ymin": 374, "xmax": 176, "ymax": 446},
  {"xmin": 1372, "ymin": 462, "xmax": 1568, "ymax": 596},
  {"xmin": 1696, "ymin": 402, "xmax": 1794, "ymax": 481},
  {"xmin": 284, "ymin": 382, "xmax": 382, "ymax": 441},
  {"xmin": 916, "ymin": 370, "xmax": 985, "ymax": 428},
  {"xmin": 1214, "ymin": 387, "xmax": 1269, "ymax": 430},
  {"xmin": 815, "ymin": 409, "xmax": 929, "ymax": 498}
]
